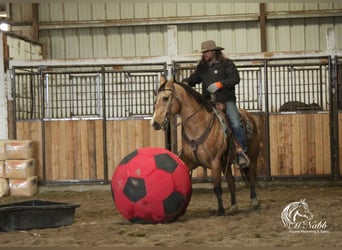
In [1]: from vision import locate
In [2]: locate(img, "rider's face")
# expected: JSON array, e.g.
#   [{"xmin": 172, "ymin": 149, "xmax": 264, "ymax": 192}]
[{"xmin": 202, "ymin": 50, "xmax": 215, "ymax": 63}]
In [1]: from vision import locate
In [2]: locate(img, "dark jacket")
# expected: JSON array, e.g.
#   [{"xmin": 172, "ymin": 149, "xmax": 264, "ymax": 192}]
[{"xmin": 184, "ymin": 58, "xmax": 240, "ymax": 102}]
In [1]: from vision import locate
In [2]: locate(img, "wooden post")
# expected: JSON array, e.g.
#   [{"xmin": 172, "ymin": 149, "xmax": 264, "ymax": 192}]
[
  {"xmin": 31, "ymin": 3, "xmax": 39, "ymax": 41},
  {"xmin": 259, "ymin": 3, "xmax": 267, "ymax": 52}
]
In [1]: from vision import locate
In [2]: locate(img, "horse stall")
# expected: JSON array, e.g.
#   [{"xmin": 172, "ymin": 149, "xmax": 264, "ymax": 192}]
[
  {"xmin": 11, "ymin": 61, "xmax": 167, "ymax": 184},
  {"xmin": 173, "ymin": 54, "xmax": 341, "ymax": 180},
  {"xmin": 9, "ymin": 53, "xmax": 341, "ymax": 184}
]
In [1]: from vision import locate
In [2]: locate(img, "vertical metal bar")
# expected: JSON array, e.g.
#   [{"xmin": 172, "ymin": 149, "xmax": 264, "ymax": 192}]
[
  {"xmin": 101, "ymin": 66, "xmax": 108, "ymax": 182},
  {"xmin": 258, "ymin": 68, "xmax": 262, "ymax": 111},
  {"xmin": 264, "ymin": 59, "xmax": 271, "ymax": 179},
  {"xmin": 329, "ymin": 56, "xmax": 340, "ymax": 179},
  {"xmin": 45, "ymin": 74, "xmax": 49, "ymax": 118},
  {"xmin": 319, "ymin": 65, "xmax": 324, "ymax": 110},
  {"xmin": 97, "ymin": 74, "xmax": 100, "ymax": 115},
  {"xmin": 40, "ymin": 67, "xmax": 47, "ymax": 184},
  {"xmin": 11, "ymin": 67, "xmax": 17, "ymax": 138}
]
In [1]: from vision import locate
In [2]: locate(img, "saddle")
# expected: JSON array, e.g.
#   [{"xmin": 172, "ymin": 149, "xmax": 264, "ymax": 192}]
[{"xmin": 213, "ymin": 103, "xmax": 254, "ymax": 167}]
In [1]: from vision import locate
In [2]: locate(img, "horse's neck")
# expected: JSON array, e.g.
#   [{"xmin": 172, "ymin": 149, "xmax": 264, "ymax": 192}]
[{"xmin": 180, "ymin": 99, "xmax": 212, "ymax": 134}]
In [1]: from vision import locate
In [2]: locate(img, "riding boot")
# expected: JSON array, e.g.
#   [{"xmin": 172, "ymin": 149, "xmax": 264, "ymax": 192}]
[{"xmin": 234, "ymin": 140, "xmax": 250, "ymax": 169}]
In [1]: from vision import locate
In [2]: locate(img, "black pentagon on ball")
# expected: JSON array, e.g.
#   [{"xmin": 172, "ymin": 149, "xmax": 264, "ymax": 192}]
[
  {"xmin": 154, "ymin": 153, "xmax": 178, "ymax": 173},
  {"xmin": 119, "ymin": 150, "xmax": 138, "ymax": 165},
  {"xmin": 163, "ymin": 191, "xmax": 185, "ymax": 215},
  {"xmin": 123, "ymin": 177, "xmax": 146, "ymax": 202}
]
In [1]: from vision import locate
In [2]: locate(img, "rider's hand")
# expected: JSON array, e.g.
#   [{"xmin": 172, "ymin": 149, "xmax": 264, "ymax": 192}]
[{"xmin": 207, "ymin": 81, "xmax": 223, "ymax": 93}]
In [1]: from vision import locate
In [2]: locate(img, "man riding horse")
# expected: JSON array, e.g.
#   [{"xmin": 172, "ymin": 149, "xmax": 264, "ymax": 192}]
[{"xmin": 182, "ymin": 40, "xmax": 249, "ymax": 168}]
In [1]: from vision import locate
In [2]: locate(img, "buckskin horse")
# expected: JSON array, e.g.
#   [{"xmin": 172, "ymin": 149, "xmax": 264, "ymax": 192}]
[{"xmin": 151, "ymin": 76, "xmax": 260, "ymax": 215}]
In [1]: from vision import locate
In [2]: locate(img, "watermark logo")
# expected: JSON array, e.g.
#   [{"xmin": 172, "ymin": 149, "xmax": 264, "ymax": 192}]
[{"xmin": 281, "ymin": 199, "xmax": 329, "ymax": 234}]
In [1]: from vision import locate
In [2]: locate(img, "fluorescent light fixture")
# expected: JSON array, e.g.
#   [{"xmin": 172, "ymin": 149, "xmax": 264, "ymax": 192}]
[{"xmin": 0, "ymin": 22, "xmax": 10, "ymax": 31}]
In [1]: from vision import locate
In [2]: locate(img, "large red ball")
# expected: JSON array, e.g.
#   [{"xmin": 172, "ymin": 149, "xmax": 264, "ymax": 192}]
[{"xmin": 111, "ymin": 147, "xmax": 192, "ymax": 224}]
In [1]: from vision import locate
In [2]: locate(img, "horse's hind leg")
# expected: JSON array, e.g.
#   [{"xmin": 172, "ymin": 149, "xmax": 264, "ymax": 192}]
[
  {"xmin": 242, "ymin": 164, "xmax": 259, "ymax": 209},
  {"xmin": 211, "ymin": 166, "xmax": 225, "ymax": 216}
]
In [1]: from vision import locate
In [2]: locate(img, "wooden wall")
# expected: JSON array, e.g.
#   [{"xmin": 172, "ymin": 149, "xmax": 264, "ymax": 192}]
[
  {"xmin": 44, "ymin": 120, "xmax": 105, "ymax": 181},
  {"xmin": 15, "ymin": 113, "xmax": 341, "ymax": 183},
  {"xmin": 269, "ymin": 113, "xmax": 331, "ymax": 176},
  {"xmin": 106, "ymin": 119, "xmax": 165, "ymax": 180},
  {"xmin": 16, "ymin": 119, "xmax": 165, "ymax": 183}
]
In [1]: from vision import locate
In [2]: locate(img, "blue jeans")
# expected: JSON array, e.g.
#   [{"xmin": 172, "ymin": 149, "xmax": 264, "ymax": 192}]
[{"xmin": 225, "ymin": 101, "xmax": 247, "ymax": 153}]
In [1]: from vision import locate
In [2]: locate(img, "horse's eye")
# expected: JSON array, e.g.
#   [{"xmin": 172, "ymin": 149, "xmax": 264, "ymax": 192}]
[{"xmin": 162, "ymin": 96, "xmax": 169, "ymax": 102}]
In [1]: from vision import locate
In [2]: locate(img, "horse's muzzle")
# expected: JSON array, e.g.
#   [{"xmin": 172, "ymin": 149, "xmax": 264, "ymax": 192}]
[{"xmin": 152, "ymin": 121, "xmax": 162, "ymax": 130}]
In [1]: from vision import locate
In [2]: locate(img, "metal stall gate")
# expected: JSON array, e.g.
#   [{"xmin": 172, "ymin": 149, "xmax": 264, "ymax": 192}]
[
  {"xmin": 11, "ymin": 54, "xmax": 341, "ymax": 184},
  {"xmin": 12, "ymin": 63, "xmax": 167, "ymax": 184}
]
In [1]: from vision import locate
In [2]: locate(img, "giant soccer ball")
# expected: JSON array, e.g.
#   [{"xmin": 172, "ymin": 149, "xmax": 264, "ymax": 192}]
[{"xmin": 111, "ymin": 147, "xmax": 192, "ymax": 224}]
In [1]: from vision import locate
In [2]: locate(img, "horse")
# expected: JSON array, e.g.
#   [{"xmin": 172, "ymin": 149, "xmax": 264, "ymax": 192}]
[
  {"xmin": 151, "ymin": 76, "xmax": 260, "ymax": 215},
  {"xmin": 281, "ymin": 199, "xmax": 314, "ymax": 229}
]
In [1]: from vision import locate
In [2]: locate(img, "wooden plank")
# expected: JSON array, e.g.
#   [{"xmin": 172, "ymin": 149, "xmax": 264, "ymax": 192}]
[
  {"xmin": 321, "ymin": 113, "xmax": 331, "ymax": 175},
  {"xmin": 107, "ymin": 121, "xmax": 119, "ymax": 179},
  {"xmin": 73, "ymin": 120, "xmax": 82, "ymax": 179},
  {"xmin": 95, "ymin": 120, "xmax": 105, "ymax": 180},
  {"xmin": 120, "ymin": 120, "xmax": 129, "ymax": 160},
  {"xmin": 64, "ymin": 121, "xmax": 74, "ymax": 179},
  {"xmin": 269, "ymin": 115, "xmax": 279, "ymax": 175},
  {"xmin": 305, "ymin": 114, "xmax": 316, "ymax": 175},
  {"xmin": 58, "ymin": 121, "xmax": 68, "ymax": 179},
  {"xmin": 290, "ymin": 114, "xmax": 300, "ymax": 175},
  {"xmin": 142, "ymin": 120, "xmax": 151, "ymax": 148},
  {"xmin": 314, "ymin": 114, "xmax": 324, "ymax": 175},
  {"xmin": 87, "ymin": 120, "xmax": 97, "ymax": 179},
  {"xmin": 44, "ymin": 122, "xmax": 53, "ymax": 180},
  {"xmin": 80, "ymin": 120, "xmax": 90, "ymax": 179},
  {"xmin": 128, "ymin": 119, "xmax": 137, "ymax": 151},
  {"xmin": 49, "ymin": 121, "xmax": 60, "ymax": 180}
]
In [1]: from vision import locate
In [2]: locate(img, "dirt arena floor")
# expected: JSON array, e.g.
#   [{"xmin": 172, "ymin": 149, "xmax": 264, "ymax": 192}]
[{"xmin": 1, "ymin": 181, "xmax": 341, "ymax": 247}]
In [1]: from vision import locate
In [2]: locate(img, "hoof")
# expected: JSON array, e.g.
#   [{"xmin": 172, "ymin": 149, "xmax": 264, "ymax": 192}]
[
  {"xmin": 218, "ymin": 208, "xmax": 225, "ymax": 216},
  {"xmin": 228, "ymin": 204, "xmax": 238, "ymax": 215},
  {"xmin": 250, "ymin": 198, "xmax": 259, "ymax": 209}
]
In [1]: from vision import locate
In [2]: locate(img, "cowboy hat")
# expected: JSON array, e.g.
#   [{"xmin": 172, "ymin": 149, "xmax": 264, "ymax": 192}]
[{"xmin": 200, "ymin": 40, "xmax": 224, "ymax": 53}]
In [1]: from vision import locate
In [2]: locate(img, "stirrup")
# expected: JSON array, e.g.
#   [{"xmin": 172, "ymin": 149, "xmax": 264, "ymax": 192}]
[{"xmin": 236, "ymin": 150, "xmax": 250, "ymax": 169}]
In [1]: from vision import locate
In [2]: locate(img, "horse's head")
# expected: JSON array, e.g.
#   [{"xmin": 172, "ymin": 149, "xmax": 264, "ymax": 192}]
[
  {"xmin": 296, "ymin": 199, "xmax": 313, "ymax": 221},
  {"xmin": 151, "ymin": 76, "xmax": 181, "ymax": 130}
]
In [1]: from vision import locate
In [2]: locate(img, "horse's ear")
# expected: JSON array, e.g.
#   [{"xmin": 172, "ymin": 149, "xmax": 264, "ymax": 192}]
[{"xmin": 160, "ymin": 75, "xmax": 167, "ymax": 84}]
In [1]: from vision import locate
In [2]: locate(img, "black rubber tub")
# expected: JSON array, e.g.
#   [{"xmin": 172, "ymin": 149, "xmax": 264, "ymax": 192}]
[{"xmin": 0, "ymin": 200, "xmax": 80, "ymax": 232}]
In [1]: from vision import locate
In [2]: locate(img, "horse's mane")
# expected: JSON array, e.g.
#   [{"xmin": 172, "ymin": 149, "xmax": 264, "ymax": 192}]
[{"xmin": 158, "ymin": 80, "xmax": 213, "ymax": 113}]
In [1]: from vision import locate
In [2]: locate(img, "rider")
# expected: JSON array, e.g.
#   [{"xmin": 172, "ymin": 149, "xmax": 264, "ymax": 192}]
[{"xmin": 182, "ymin": 40, "xmax": 249, "ymax": 168}]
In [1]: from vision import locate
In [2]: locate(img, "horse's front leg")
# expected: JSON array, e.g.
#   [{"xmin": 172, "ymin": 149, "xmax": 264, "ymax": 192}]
[
  {"xmin": 224, "ymin": 164, "xmax": 238, "ymax": 214},
  {"xmin": 211, "ymin": 164, "xmax": 225, "ymax": 216}
]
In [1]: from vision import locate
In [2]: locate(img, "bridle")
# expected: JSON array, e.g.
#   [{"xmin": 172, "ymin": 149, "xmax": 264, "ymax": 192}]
[
  {"xmin": 155, "ymin": 83, "xmax": 181, "ymax": 129},
  {"xmin": 156, "ymin": 82, "xmax": 216, "ymax": 164},
  {"xmin": 156, "ymin": 82, "xmax": 204, "ymax": 129}
]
